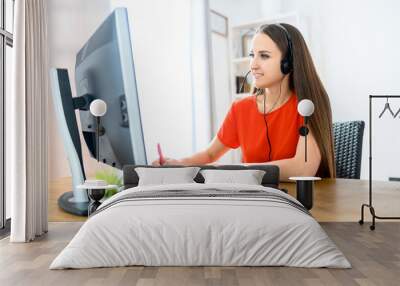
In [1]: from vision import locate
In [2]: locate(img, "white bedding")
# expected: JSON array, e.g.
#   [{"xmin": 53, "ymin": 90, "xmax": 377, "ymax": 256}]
[{"xmin": 50, "ymin": 183, "xmax": 351, "ymax": 269}]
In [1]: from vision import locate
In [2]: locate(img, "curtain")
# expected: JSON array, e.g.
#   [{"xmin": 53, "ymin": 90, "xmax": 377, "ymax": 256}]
[{"xmin": 9, "ymin": 0, "xmax": 49, "ymax": 242}]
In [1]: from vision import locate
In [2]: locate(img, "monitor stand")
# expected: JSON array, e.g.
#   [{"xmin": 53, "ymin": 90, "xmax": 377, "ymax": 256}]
[
  {"xmin": 50, "ymin": 68, "xmax": 91, "ymax": 216},
  {"xmin": 58, "ymin": 192, "xmax": 89, "ymax": 216}
]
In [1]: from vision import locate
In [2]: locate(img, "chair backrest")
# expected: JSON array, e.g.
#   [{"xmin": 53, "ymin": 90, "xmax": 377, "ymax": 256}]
[{"xmin": 333, "ymin": 121, "xmax": 365, "ymax": 179}]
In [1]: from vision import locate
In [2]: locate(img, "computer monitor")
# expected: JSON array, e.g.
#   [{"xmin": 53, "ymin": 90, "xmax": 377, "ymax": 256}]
[
  {"xmin": 76, "ymin": 7, "xmax": 147, "ymax": 168},
  {"xmin": 49, "ymin": 8, "xmax": 147, "ymax": 216}
]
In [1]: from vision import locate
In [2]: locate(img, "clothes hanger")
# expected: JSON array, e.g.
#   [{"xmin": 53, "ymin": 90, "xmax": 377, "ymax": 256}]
[
  {"xmin": 394, "ymin": 106, "xmax": 400, "ymax": 118},
  {"xmin": 378, "ymin": 97, "xmax": 395, "ymax": 118}
]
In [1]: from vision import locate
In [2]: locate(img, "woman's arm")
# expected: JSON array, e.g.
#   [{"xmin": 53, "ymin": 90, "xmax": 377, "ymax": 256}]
[
  {"xmin": 152, "ymin": 136, "xmax": 230, "ymax": 166},
  {"xmin": 179, "ymin": 136, "xmax": 230, "ymax": 165},
  {"xmin": 245, "ymin": 130, "xmax": 322, "ymax": 182}
]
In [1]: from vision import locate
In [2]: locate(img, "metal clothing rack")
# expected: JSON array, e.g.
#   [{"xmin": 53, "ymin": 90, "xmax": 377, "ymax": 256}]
[{"xmin": 359, "ymin": 95, "xmax": 400, "ymax": 230}]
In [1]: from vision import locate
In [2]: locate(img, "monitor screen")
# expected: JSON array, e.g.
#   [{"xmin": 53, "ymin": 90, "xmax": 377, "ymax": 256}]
[{"xmin": 75, "ymin": 8, "xmax": 147, "ymax": 168}]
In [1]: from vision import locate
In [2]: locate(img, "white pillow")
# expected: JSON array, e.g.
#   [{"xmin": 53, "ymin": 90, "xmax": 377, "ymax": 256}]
[
  {"xmin": 200, "ymin": 169, "xmax": 266, "ymax": 185},
  {"xmin": 135, "ymin": 167, "xmax": 201, "ymax": 186}
]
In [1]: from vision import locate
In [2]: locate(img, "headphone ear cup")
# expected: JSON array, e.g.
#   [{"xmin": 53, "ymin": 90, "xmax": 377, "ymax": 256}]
[{"xmin": 281, "ymin": 59, "xmax": 291, "ymax": 75}]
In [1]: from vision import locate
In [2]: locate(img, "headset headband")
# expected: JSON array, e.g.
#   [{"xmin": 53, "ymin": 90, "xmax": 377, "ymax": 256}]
[{"xmin": 274, "ymin": 23, "xmax": 293, "ymax": 67}]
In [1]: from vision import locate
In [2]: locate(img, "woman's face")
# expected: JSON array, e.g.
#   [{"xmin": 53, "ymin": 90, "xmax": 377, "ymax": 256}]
[{"xmin": 250, "ymin": 33, "xmax": 284, "ymax": 88}]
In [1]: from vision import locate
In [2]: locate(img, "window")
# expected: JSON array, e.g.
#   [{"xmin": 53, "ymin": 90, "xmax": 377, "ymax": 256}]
[{"xmin": 0, "ymin": 0, "xmax": 14, "ymax": 234}]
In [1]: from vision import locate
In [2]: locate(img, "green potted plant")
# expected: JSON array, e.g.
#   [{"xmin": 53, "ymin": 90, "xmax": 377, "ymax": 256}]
[{"xmin": 94, "ymin": 169, "xmax": 123, "ymax": 198}]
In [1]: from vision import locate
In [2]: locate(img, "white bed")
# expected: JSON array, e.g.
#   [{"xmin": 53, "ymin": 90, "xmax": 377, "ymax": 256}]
[{"xmin": 50, "ymin": 183, "xmax": 351, "ymax": 269}]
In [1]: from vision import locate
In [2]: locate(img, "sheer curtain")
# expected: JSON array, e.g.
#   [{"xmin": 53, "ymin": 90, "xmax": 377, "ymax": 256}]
[{"xmin": 9, "ymin": 0, "xmax": 49, "ymax": 242}]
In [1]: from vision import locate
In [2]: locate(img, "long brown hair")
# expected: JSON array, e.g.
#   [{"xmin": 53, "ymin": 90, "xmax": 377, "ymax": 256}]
[{"xmin": 253, "ymin": 23, "xmax": 336, "ymax": 178}]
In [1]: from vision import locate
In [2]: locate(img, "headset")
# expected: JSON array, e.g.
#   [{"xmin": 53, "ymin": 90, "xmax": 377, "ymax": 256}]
[
  {"xmin": 274, "ymin": 23, "xmax": 293, "ymax": 75},
  {"xmin": 239, "ymin": 23, "xmax": 294, "ymax": 162}
]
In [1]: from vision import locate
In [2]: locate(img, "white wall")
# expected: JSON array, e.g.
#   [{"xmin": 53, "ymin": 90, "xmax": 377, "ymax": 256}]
[
  {"xmin": 279, "ymin": 0, "xmax": 400, "ymax": 180},
  {"xmin": 111, "ymin": 0, "xmax": 194, "ymax": 162},
  {"xmin": 210, "ymin": 0, "xmax": 263, "ymax": 26}
]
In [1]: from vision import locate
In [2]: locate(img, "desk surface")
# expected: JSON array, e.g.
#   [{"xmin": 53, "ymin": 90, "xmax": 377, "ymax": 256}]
[
  {"xmin": 280, "ymin": 179, "xmax": 400, "ymax": 221},
  {"xmin": 49, "ymin": 177, "xmax": 400, "ymax": 222}
]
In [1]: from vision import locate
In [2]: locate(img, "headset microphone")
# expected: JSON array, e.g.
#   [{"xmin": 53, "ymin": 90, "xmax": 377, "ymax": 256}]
[{"xmin": 239, "ymin": 70, "xmax": 251, "ymax": 93}]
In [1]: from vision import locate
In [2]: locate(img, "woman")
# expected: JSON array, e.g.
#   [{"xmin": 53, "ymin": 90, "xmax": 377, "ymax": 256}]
[{"xmin": 152, "ymin": 23, "xmax": 336, "ymax": 181}]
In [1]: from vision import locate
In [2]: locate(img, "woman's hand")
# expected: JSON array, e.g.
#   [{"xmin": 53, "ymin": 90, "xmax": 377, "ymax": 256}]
[{"xmin": 151, "ymin": 157, "xmax": 183, "ymax": 166}]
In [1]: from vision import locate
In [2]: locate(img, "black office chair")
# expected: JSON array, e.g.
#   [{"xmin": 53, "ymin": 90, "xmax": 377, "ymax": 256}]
[{"xmin": 333, "ymin": 121, "xmax": 365, "ymax": 179}]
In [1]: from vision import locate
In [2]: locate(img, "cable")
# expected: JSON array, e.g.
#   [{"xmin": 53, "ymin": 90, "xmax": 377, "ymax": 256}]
[
  {"xmin": 261, "ymin": 78, "xmax": 284, "ymax": 161},
  {"xmin": 262, "ymin": 95, "xmax": 270, "ymax": 161}
]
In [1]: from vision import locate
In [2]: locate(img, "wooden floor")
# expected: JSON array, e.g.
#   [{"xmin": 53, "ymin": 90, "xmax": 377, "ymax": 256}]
[
  {"xmin": 1, "ymin": 222, "xmax": 400, "ymax": 286},
  {"xmin": 49, "ymin": 177, "xmax": 87, "ymax": 222}
]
